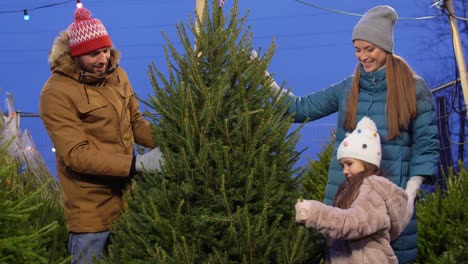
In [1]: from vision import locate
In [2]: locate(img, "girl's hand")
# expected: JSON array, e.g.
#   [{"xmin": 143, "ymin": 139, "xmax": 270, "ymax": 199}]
[{"xmin": 295, "ymin": 199, "xmax": 312, "ymax": 223}]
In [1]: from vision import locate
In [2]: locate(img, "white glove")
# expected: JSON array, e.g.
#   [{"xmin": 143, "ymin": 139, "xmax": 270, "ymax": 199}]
[
  {"xmin": 406, "ymin": 176, "xmax": 424, "ymax": 200},
  {"xmin": 295, "ymin": 199, "xmax": 313, "ymax": 223},
  {"xmin": 135, "ymin": 147, "xmax": 165, "ymax": 172},
  {"xmin": 249, "ymin": 49, "xmax": 293, "ymax": 98},
  {"xmin": 402, "ymin": 176, "xmax": 424, "ymax": 229}
]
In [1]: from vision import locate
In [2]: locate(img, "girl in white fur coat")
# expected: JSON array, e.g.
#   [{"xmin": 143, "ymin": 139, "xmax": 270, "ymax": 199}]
[{"xmin": 295, "ymin": 117, "xmax": 408, "ymax": 264}]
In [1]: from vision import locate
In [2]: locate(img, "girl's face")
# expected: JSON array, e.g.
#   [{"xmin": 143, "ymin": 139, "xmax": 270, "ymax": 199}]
[
  {"xmin": 339, "ymin": 158, "xmax": 366, "ymax": 179},
  {"xmin": 354, "ymin": 40, "xmax": 388, "ymax": 72}
]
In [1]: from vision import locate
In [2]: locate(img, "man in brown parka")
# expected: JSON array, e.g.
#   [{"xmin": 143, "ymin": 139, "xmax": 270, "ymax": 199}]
[{"xmin": 39, "ymin": 6, "xmax": 164, "ymax": 264}]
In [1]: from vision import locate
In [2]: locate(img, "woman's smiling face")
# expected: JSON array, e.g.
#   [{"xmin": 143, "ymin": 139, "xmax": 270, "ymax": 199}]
[{"xmin": 354, "ymin": 40, "xmax": 388, "ymax": 72}]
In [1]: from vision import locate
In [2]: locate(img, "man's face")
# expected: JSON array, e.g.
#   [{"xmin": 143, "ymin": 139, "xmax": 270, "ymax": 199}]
[{"xmin": 76, "ymin": 47, "xmax": 111, "ymax": 74}]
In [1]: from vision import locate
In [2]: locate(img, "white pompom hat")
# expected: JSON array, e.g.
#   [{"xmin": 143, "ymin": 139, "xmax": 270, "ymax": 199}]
[{"xmin": 337, "ymin": 116, "xmax": 382, "ymax": 167}]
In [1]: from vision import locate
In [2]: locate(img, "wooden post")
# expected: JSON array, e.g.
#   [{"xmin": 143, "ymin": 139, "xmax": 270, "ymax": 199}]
[
  {"xmin": 446, "ymin": 0, "xmax": 468, "ymax": 115},
  {"xmin": 195, "ymin": 0, "xmax": 205, "ymax": 35},
  {"xmin": 194, "ymin": 0, "xmax": 205, "ymax": 51}
]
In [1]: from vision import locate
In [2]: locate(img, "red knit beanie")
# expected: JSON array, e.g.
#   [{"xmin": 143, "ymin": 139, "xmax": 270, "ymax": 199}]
[{"xmin": 67, "ymin": 7, "xmax": 112, "ymax": 57}]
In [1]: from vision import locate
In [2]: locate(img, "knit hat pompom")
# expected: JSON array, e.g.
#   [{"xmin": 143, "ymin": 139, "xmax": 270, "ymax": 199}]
[
  {"xmin": 67, "ymin": 7, "xmax": 112, "ymax": 57},
  {"xmin": 337, "ymin": 116, "xmax": 382, "ymax": 167},
  {"xmin": 74, "ymin": 7, "xmax": 91, "ymax": 21},
  {"xmin": 358, "ymin": 116, "xmax": 377, "ymax": 131},
  {"xmin": 352, "ymin": 5, "xmax": 397, "ymax": 53}
]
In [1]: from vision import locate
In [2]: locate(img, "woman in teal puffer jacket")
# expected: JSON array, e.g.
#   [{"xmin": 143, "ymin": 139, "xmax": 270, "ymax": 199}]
[{"xmin": 265, "ymin": 5, "xmax": 440, "ymax": 263}]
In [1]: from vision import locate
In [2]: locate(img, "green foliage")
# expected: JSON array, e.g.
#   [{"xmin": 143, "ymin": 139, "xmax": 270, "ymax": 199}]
[
  {"xmin": 19, "ymin": 163, "xmax": 69, "ymax": 263},
  {"xmin": 302, "ymin": 130, "xmax": 335, "ymax": 201},
  {"xmin": 105, "ymin": 0, "xmax": 321, "ymax": 263},
  {"xmin": 416, "ymin": 162, "xmax": 468, "ymax": 264},
  {"xmin": 0, "ymin": 148, "xmax": 69, "ymax": 264},
  {"xmin": 299, "ymin": 131, "xmax": 336, "ymax": 263}
]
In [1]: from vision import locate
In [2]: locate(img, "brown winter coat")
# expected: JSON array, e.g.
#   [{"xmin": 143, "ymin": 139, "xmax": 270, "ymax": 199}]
[
  {"xmin": 302, "ymin": 175, "xmax": 407, "ymax": 264},
  {"xmin": 39, "ymin": 32, "xmax": 155, "ymax": 233}
]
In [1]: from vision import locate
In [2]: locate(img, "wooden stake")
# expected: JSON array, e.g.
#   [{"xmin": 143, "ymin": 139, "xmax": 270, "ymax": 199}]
[
  {"xmin": 195, "ymin": 0, "xmax": 205, "ymax": 35},
  {"xmin": 446, "ymin": 0, "xmax": 468, "ymax": 115},
  {"xmin": 194, "ymin": 0, "xmax": 205, "ymax": 51}
]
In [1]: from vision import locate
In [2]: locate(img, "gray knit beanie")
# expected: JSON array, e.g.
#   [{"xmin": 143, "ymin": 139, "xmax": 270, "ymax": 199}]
[{"xmin": 352, "ymin": 5, "xmax": 397, "ymax": 53}]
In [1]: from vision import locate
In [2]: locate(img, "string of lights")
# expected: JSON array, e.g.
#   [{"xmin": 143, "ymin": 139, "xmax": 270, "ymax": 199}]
[
  {"xmin": 0, "ymin": 0, "xmax": 82, "ymax": 21},
  {"xmin": 293, "ymin": 0, "xmax": 468, "ymax": 21},
  {"xmin": 0, "ymin": 0, "xmax": 466, "ymax": 21}
]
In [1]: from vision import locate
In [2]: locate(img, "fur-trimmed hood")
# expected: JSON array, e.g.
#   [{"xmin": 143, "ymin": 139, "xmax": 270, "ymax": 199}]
[{"xmin": 48, "ymin": 31, "xmax": 121, "ymax": 83}]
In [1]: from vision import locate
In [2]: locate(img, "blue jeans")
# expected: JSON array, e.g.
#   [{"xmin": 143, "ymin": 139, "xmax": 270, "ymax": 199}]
[{"xmin": 68, "ymin": 231, "xmax": 111, "ymax": 264}]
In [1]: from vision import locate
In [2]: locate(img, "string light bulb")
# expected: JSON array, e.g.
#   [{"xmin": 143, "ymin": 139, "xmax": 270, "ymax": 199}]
[
  {"xmin": 76, "ymin": 0, "xmax": 83, "ymax": 8},
  {"xmin": 23, "ymin": 9, "xmax": 30, "ymax": 21}
]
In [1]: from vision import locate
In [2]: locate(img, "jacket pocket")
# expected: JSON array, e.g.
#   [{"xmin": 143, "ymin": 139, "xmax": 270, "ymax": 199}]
[
  {"xmin": 68, "ymin": 169, "xmax": 113, "ymax": 189},
  {"xmin": 76, "ymin": 102, "xmax": 108, "ymax": 114},
  {"xmin": 115, "ymin": 83, "xmax": 134, "ymax": 99},
  {"xmin": 75, "ymin": 102, "xmax": 109, "ymax": 124},
  {"xmin": 74, "ymin": 174, "xmax": 126, "ymax": 198}
]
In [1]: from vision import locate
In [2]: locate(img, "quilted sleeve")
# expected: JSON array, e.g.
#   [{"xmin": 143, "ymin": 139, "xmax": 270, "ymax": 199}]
[
  {"xmin": 408, "ymin": 77, "xmax": 440, "ymax": 180},
  {"xmin": 283, "ymin": 76, "xmax": 352, "ymax": 123}
]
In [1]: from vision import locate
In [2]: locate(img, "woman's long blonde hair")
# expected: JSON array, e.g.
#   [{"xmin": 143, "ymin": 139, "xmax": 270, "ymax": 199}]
[
  {"xmin": 333, "ymin": 161, "xmax": 380, "ymax": 209},
  {"xmin": 343, "ymin": 54, "xmax": 417, "ymax": 140}
]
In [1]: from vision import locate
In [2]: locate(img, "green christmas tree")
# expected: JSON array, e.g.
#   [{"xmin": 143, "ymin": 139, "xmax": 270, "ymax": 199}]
[
  {"xmin": 298, "ymin": 131, "xmax": 336, "ymax": 263},
  {"xmin": 0, "ymin": 143, "xmax": 69, "ymax": 264},
  {"xmin": 105, "ymin": 1, "xmax": 321, "ymax": 262},
  {"xmin": 302, "ymin": 130, "xmax": 335, "ymax": 201},
  {"xmin": 416, "ymin": 163, "xmax": 468, "ymax": 264}
]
